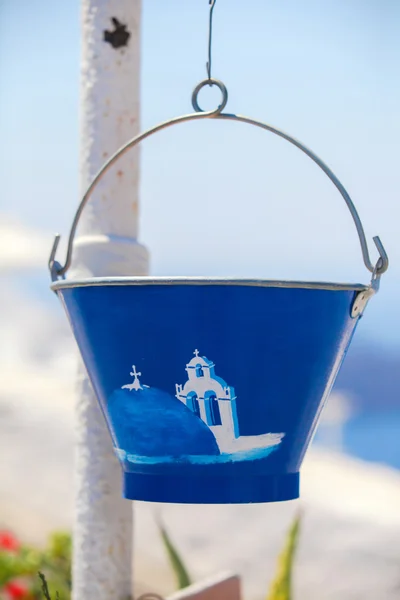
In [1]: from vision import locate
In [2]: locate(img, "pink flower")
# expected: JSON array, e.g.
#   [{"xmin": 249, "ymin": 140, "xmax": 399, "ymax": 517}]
[
  {"xmin": 0, "ymin": 531, "xmax": 20, "ymax": 552},
  {"xmin": 3, "ymin": 581, "xmax": 31, "ymax": 599}
]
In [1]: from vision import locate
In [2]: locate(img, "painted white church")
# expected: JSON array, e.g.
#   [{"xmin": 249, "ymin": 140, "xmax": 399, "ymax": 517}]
[{"xmin": 176, "ymin": 350, "xmax": 284, "ymax": 454}]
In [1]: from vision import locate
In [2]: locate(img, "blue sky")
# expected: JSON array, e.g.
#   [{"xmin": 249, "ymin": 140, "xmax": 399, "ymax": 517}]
[{"xmin": 0, "ymin": 0, "xmax": 399, "ymax": 345}]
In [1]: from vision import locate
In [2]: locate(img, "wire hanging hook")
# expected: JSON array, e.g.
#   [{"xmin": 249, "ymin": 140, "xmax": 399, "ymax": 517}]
[{"xmin": 206, "ymin": 0, "xmax": 217, "ymax": 85}]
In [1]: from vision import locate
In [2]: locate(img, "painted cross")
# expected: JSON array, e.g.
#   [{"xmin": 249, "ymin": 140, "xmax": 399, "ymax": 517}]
[
  {"xmin": 122, "ymin": 365, "xmax": 143, "ymax": 391},
  {"xmin": 194, "ymin": 349, "xmax": 200, "ymax": 357},
  {"xmin": 130, "ymin": 365, "xmax": 141, "ymax": 380}
]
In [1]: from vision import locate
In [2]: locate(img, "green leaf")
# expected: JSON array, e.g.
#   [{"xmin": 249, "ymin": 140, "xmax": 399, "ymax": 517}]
[
  {"xmin": 39, "ymin": 571, "xmax": 52, "ymax": 600},
  {"xmin": 157, "ymin": 519, "xmax": 192, "ymax": 590},
  {"xmin": 267, "ymin": 511, "xmax": 302, "ymax": 600},
  {"xmin": 0, "ymin": 547, "xmax": 42, "ymax": 584},
  {"xmin": 47, "ymin": 533, "xmax": 71, "ymax": 561}
]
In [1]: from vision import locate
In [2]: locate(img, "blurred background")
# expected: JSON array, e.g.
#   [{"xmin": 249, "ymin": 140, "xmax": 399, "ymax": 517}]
[{"xmin": 0, "ymin": 1, "xmax": 399, "ymax": 599}]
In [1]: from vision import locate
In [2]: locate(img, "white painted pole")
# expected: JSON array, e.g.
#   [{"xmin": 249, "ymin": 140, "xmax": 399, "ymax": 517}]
[{"xmin": 71, "ymin": 2, "xmax": 148, "ymax": 599}]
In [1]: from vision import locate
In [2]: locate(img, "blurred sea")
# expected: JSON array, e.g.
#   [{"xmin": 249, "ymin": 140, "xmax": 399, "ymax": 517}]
[{"xmin": 314, "ymin": 410, "xmax": 400, "ymax": 470}]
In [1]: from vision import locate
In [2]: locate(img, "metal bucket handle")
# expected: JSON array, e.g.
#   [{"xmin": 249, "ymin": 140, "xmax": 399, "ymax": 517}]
[{"xmin": 49, "ymin": 78, "xmax": 388, "ymax": 283}]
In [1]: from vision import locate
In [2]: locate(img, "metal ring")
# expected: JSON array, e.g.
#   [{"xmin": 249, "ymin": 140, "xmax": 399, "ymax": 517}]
[
  {"xmin": 49, "ymin": 104, "xmax": 388, "ymax": 282},
  {"xmin": 191, "ymin": 78, "xmax": 228, "ymax": 114}
]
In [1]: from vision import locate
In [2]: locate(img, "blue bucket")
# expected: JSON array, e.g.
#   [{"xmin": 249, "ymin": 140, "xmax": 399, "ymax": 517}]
[
  {"xmin": 49, "ymin": 84, "xmax": 388, "ymax": 503},
  {"xmin": 53, "ymin": 277, "xmax": 370, "ymax": 503}
]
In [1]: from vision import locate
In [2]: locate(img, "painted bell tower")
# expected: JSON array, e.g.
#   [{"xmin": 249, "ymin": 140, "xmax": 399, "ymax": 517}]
[{"xmin": 176, "ymin": 350, "xmax": 240, "ymax": 452}]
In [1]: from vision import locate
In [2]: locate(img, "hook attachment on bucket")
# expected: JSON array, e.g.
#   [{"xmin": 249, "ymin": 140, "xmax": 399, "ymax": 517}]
[
  {"xmin": 372, "ymin": 235, "xmax": 389, "ymax": 275},
  {"xmin": 48, "ymin": 233, "xmax": 63, "ymax": 283},
  {"xmin": 351, "ymin": 243, "xmax": 387, "ymax": 318},
  {"xmin": 351, "ymin": 269, "xmax": 380, "ymax": 318}
]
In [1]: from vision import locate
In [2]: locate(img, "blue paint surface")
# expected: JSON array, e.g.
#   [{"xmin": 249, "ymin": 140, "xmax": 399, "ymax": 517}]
[
  {"xmin": 58, "ymin": 282, "xmax": 360, "ymax": 503},
  {"xmin": 108, "ymin": 386, "xmax": 220, "ymax": 457}
]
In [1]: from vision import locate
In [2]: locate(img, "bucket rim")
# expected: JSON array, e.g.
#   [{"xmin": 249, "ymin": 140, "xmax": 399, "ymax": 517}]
[{"xmin": 51, "ymin": 276, "xmax": 369, "ymax": 293}]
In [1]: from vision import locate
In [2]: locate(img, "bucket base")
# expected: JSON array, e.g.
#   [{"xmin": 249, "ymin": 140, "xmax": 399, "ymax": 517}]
[{"xmin": 123, "ymin": 472, "xmax": 299, "ymax": 504}]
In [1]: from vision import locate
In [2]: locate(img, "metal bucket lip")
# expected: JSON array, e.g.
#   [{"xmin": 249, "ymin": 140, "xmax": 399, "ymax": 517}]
[{"xmin": 51, "ymin": 276, "xmax": 369, "ymax": 293}]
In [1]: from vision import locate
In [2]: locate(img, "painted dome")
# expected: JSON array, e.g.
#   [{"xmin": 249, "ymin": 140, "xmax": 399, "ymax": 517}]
[{"xmin": 107, "ymin": 385, "xmax": 220, "ymax": 458}]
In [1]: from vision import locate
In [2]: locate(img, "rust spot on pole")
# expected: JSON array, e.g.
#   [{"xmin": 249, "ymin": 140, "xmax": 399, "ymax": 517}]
[{"xmin": 104, "ymin": 18, "xmax": 131, "ymax": 49}]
